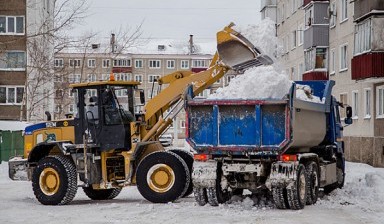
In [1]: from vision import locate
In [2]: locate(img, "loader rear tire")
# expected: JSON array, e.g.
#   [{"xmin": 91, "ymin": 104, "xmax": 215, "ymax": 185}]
[
  {"xmin": 305, "ymin": 161, "xmax": 319, "ymax": 205},
  {"xmin": 83, "ymin": 187, "xmax": 122, "ymax": 200},
  {"xmin": 136, "ymin": 151, "xmax": 190, "ymax": 203},
  {"xmin": 169, "ymin": 149, "xmax": 194, "ymax": 197},
  {"xmin": 286, "ymin": 164, "xmax": 307, "ymax": 210},
  {"xmin": 32, "ymin": 155, "xmax": 77, "ymax": 205},
  {"xmin": 194, "ymin": 187, "xmax": 208, "ymax": 206}
]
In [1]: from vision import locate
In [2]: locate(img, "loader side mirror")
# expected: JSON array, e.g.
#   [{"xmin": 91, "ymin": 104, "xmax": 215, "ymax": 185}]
[{"xmin": 344, "ymin": 106, "xmax": 353, "ymax": 125}]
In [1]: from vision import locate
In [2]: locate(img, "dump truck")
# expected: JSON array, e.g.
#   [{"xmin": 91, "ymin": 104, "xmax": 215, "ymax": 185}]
[
  {"xmin": 186, "ymin": 80, "xmax": 353, "ymax": 210},
  {"xmin": 8, "ymin": 23, "xmax": 273, "ymax": 205}
]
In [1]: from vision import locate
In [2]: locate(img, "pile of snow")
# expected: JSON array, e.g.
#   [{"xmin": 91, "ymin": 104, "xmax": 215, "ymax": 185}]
[
  {"xmin": 295, "ymin": 84, "xmax": 324, "ymax": 103},
  {"xmin": 209, "ymin": 66, "xmax": 292, "ymax": 99},
  {"xmin": 0, "ymin": 121, "xmax": 31, "ymax": 131}
]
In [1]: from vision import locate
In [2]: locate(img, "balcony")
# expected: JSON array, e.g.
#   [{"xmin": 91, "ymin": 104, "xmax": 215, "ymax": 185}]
[
  {"xmin": 302, "ymin": 71, "xmax": 328, "ymax": 81},
  {"xmin": 303, "ymin": 0, "xmax": 328, "ymax": 8},
  {"xmin": 354, "ymin": 0, "xmax": 384, "ymax": 21},
  {"xmin": 352, "ymin": 52, "xmax": 384, "ymax": 80},
  {"xmin": 112, "ymin": 67, "xmax": 132, "ymax": 73},
  {"xmin": 303, "ymin": 25, "xmax": 329, "ymax": 49}
]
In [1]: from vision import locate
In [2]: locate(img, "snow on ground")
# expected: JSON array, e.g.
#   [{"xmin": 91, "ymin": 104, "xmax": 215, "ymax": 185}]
[{"xmin": 1, "ymin": 161, "xmax": 383, "ymax": 224}]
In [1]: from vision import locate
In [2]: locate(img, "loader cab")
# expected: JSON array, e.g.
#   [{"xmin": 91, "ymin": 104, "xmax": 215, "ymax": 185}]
[{"xmin": 70, "ymin": 80, "xmax": 141, "ymax": 151}]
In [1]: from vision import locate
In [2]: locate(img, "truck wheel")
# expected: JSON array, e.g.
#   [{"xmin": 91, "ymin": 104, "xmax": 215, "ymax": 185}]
[
  {"xmin": 305, "ymin": 161, "xmax": 319, "ymax": 205},
  {"xmin": 136, "ymin": 151, "xmax": 190, "ymax": 203},
  {"xmin": 286, "ymin": 164, "xmax": 307, "ymax": 210},
  {"xmin": 207, "ymin": 168, "xmax": 231, "ymax": 206},
  {"xmin": 83, "ymin": 187, "xmax": 122, "ymax": 200},
  {"xmin": 272, "ymin": 187, "xmax": 289, "ymax": 209},
  {"xmin": 193, "ymin": 187, "xmax": 208, "ymax": 206},
  {"xmin": 169, "ymin": 149, "xmax": 194, "ymax": 197},
  {"xmin": 32, "ymin": 155, "xmax": 77, "ymax": 205}
]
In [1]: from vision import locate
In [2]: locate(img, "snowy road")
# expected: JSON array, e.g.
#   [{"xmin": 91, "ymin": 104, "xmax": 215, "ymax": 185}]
[{"xmin": 0, "ymin": 162, "xmax": 383, "ymax": 224}]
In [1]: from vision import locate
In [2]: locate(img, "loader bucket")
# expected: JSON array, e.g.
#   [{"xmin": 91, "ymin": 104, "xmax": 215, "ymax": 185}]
[{"xmin": 217, "ymin": 23, "xmax": 273, "ymax": 71}]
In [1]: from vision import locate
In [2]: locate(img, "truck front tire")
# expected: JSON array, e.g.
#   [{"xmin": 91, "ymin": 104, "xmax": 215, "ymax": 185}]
[
  {"xmin": 32, "ymin": 155, "xmax": 77, "ymax": 205},
  {"xmin": 136, "ymin": 151, "xmax": 190, "ymax": 203}
]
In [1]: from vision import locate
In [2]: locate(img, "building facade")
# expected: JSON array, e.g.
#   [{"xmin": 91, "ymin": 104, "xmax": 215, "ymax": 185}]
[
  {"xmin": 0, "ymin": 0, "xmax": 55, "ymax": 121},
  {"xmin": 261, "ymin": 0, "xmax": 384, "ymax": 167}
]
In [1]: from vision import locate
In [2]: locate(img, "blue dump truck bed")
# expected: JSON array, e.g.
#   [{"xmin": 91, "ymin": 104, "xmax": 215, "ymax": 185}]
[{"xmin": 186, "ymin": 81, "xmax": 336, "ymax": 156}]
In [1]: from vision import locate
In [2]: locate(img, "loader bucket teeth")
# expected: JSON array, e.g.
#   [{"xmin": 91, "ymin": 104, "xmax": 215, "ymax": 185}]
[{"xmin": 217, "ymin": 24, "xmax": 273, "ymax": 71}]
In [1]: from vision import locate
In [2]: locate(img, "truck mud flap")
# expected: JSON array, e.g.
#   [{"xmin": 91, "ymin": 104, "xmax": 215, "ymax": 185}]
[
  {"xmin": 266, "ymin": 161, "xmax": 299, "ymax": 189},
  {"xmin": 8, "ymin": 157, "xmax": 29, "ymax": 181},
  {"xmin": 192, "ymin": 160, "xmax": 217, "ymax": 188}
]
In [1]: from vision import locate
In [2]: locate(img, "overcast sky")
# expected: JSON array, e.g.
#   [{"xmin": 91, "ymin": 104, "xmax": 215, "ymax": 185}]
[{"xmin": 73, "ymin": 0, "xmax": 261, "ymax": 43}]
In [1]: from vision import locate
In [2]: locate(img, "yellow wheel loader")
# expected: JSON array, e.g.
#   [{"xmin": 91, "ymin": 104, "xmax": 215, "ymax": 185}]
[{"xmin": 8, "ymin": 23, "xmax": 273, "ymax": 205}]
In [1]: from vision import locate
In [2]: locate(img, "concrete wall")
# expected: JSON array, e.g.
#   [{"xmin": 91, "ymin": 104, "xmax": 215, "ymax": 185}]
[{"xmin": 345, "ymin": 136, "xmax": 384, "ymax": 167}]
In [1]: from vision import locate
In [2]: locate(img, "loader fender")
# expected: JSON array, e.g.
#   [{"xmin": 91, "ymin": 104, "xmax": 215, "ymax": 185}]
[
  {"xmin": 192, "ymin": 160, "xmax": 217, "ymax": 188},
  {"xmin": 28, "ymin": 141, "xmax": 73, "ymax": 164}
]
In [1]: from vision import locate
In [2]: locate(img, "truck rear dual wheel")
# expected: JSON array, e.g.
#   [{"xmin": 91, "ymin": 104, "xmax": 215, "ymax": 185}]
[
  {"xmin": 194, "ymin": 187, "xmax": 208, "ymax": 206},
  {"xmin": 32, "ymin": 155, "xmax": 77, "ymax": 205},
  {"xmin": 136, "ymin": 151, "xmax": 190, "ymax": 203},
  {"xmin": 272, "ymin": 187, "xmax": 289, "ymax": 209},
  {"xmin": 207, "ymin": 168, "xmax": 231, "ymax": 206},
  {"xmin": 305, "ymin": 161, "xmax": 319, "ymax": 205},
  {"xmin": 83, "ymin": 187, "xmax": 122, "ymax": 200},
  {"xmin": 286, "ymin": 164, "xmax": 307, "ymax": 210}
]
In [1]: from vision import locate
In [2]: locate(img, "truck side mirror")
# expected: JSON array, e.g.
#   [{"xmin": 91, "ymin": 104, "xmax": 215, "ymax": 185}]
[
  {"xmin": 344, "ymin": 106, "xmax": 353, "ymax": 125},
  {"xmin": 140, "ymin": 89, "xmax": 145, "ymax": 105}
]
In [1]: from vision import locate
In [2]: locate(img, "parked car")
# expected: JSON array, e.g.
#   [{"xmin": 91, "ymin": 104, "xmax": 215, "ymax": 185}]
[{"xmin": 159, "ymin": 134, "xmax": 173, "ymax": 147}]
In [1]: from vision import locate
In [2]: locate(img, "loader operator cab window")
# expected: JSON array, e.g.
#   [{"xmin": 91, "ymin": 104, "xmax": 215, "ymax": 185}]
[{"xmin": 101, "ymin": 88, "xmax": 122, "ymax": 125}]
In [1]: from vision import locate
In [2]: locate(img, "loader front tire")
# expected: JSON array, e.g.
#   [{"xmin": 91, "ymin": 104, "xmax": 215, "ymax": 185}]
[
  {"xmin": 286, "ymin": 164, "xmax": 307, "ymax": 210},
  {"xmin": 32, "ymin": 155, "xmax": 77, "ymax": 205},
  {"xmin": 83, "ymin": 187, "xmax": 122, "ymax": 200},
  {"xmin": 169, "ymin": 149, "xmax": 194, "ymax": 197},
  {"xmin": 136, "ymin": 151, "xmax": 190, "ymax": 203}
]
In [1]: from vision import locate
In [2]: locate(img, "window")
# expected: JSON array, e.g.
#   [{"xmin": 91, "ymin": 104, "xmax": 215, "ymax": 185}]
[
  {"xmin": 291, "ymin": 67, "xmax": 296, "ymax": 80},
  {"xmin": 55, "ymin": 89, "xmax": 63, "ymax": 98},
  {"xmin": 329, "ymin": 49, "xmax": 335, "ymax": 75},
  {"xmin": 87, "ymin": 59, "xmax": 96, "ymax": 68},
  {"xmin": 134, "ymin": 74, "xmax": 143, "ymax": 83},
  {"xmin": 196, "ymin": 89, "xmax": 210, "ymax": 98},
  {"xmin": 305, "ymin": 8, "xmax": 313, "ymax": 28},
  {"xmin": 54, "ymin": 74, "xmax": 63, "ymax": 82},
  {"xmin": 69, "ymin": 104, "xmax": 76, "ymax": 113},
  {"xmin": 330, "ymin": 2, "xmax": 336, "ymax": 28},
  {"xmin": 148, "ymin": 75, "xmax": 160, "ymax": 83},
  {"xmin": 352, "ymin": 91, "xmax": 358, "ymax": 118},
  {"xmin": 113, "ymin": 59, "xmax": 131, "ymax": 67},
  {"xmin": 180, "ymin": 120, "xmax": 186, "ymax": 128},
  {"xmin": 340, "ymin": 44, "xmax": 348, "ymax": 71},
  {"xmin": 167, "ymin": 60, "xmax": 175, "ymax": 69},
  {"xmin": 69, "ymin": 89, "xmax": 75, "ymax": 98},
  {"xmin": 341, "ymin": 0, "xmax": 348, "ymax": 22},
  {"xmin": 291, "ymin": 30, "xmax": 297, "ymax": 49},
  {"xmin": 87, "ymin": 89, "xmax": 97, "ymax": 97},
  {"xmin": 87, "ymin": 74, "xmax": 97, "ymax": 82},
  {"xmin": 69, "ymin": 59, "xmax": 81, "ymax": 68},
  {"xmin": 298, "ymin": 63, "xmax": 304, "ymax": 81},
  {"xmin": 149, "ymin": 60, "xmax": 161, "ymax": 68},
  {"xmin": 377, "ymin": 86, "xmax": 384, "ymax": 118},
  {"xmin": 102, "ymin": 59, "xmax": 110, "ymax": 68},
  {"xmin": 181, "ymin": 60, "xmax": 189, "ymax": 69},
  {"xmin": 298, "ymin": 24, "xmax": 304, "ymax": 46},
  {"xmin": 102, "ymin": 74, "xmax": 110, "ymax": 81},
  {"xmin": 135, "ymin": 59, "xmax": 143, "ymax": 68},
  {"xmin": 354, "ymin": 19, "xmax": 371, "ymax": 55},
  {"xmin": 304, "ymin": 48, "xmax": 327, "ymax": 71},
  {"xmin": 339, "ymin": 93, "xmax": 348, "ymax": 118},
  {"xmin": 192, "ymin": 60, "xmax": 208, "ymax": 68},
  {"xmin": 147, "ymin": 89, "xmax": 158, "ymax": 98},
  {"xmin": 364, "ymin": 88, "xmax": 371, "ymax": 119},
  {"xmin": 69, "ymin": 74, "xmax": 81, "ymax": 83},
  {"xmin": 115, "ymin": 73, "xmax": 131, "ymax": 81},
  {"xmin": 0, "ymin": 51, "xmax": 26, "ymax": 70},
  {"xmin": 0, "ymin": 86, "xmax": 24, "ymax": 104},
  {"xmin": 0, "ymin": 16, "xmax": 24, "ymax": 34},
  {"xmin": 53, "ymin": 58, "xmax": 63, "ymax": 68},
  {"xmin": 55, "ymin": 105, "xmax": 61, "ymax": 113}
]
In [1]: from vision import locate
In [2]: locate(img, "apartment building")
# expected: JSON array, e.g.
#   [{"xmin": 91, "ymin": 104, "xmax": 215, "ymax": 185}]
[
  {"xmin": 261, "ymin": 0, "xmax": 384, "ymax": 167},
  {"xmin": 0, "ymin": 0, "xmax": 54, "ymax": 121},
  {"xmin": 53, "ymin": 40, "xmax": 228, "ymax": 146}
]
